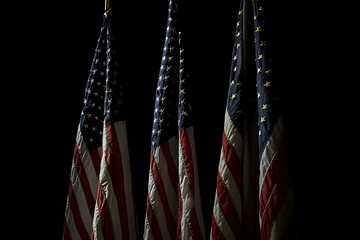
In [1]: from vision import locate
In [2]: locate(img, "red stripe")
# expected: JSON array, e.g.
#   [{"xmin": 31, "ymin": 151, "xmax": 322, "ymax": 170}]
[
  {"xmin": 259, "ymin": 140, "xmax": 290, "ymax": 240},
  {"xmin": 221, "ymin": 130, "xmax": 242, "ymax": 193},
  {"xmin": 90, "ymin": 150, "xmax": 101, "ymax": 178},
  {"xmin": 146, "ymin": 196, "xmax": 162, "ymax": 240},
  {"xmin": 73, "ymin": 143, "xmax": 96, "ymax": 215},
  {"xmin": 179, "ymin": 128, "xmax": 195, "ymax": 192},
  {"xmin": 67, "ymin": 181, "xmax": 90, "ymax": 239},
  {"xmin": 189, "ymin": 208, "xmax": 203, "ymax": 240},
  {"xmin": 179, "ymin": 128, "xmax": 203, "ymax": 239},
  {"xmin": 63, "ymin": 218, "xmax": 71, "ymax": 240},
  {"xmin": 211, "ymin": 214, "xmax": 224, "ymax": 240},
  {"xmin": 216, "ymin": 171, "xmax": 242, "ymax": 239},
  {"xmin": 150, "ymin": 150, "xmax": 177, "ymax": 238},
  {"xmin": 92, "ymin": 184, "xmax": 113, "ymax": 240},
  {"xmin": 105, "ymin": 124, "xmax": 129, "ymax": 240},
  {"xmin": 161, "ymin": 141, "xmax": 178, "ymax": 191}
]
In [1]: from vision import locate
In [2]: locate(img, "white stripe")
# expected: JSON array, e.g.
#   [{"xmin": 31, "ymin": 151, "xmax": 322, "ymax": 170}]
[
  {"xmin": 147, "ymin": 169, "xmax": 172, "ymax": 239},
  {"xmin": 178, "ymin": 127, "xmax": 204, "ymax": 239},
  {"xmin": 269, "ymin": 186, "xmax": 295, "ymax": 240},
  {"xmin": 92, "ymin": 202, "xmax": 105, "ymax": 240},
  {"xmin": 69, "ymin": 157, "xmax": 93, "ymax": 235},
  {"xmin": 64, "ymin": 197, "xmax": 81, "ymax": 240},
  {"xmin": 143, "ymin": 214, "xmax": 155, "ymax": 240},
  {"xmin": 224, "ymin": 110, "xmax": 243, "ymax": 159},
  {"xmin": 114, "ymin": 121, "xmax": 137, "ymax": 238},
  {"xmin": 211, "ymin": 109, "xmax": 246, "ymax": 239},
  {"xmin": 178, "ymin": 146, "xmax": 193, "ymax": 240},
  {"xmin": 259, "ymin": 116, "xmax": 285, "ymax": 229},
  {"xmin": 220, "ymin": 112, "xmax": 244, "ymax": 224},
  {"xmin": 222, "ymin": 111, "xmax": 244, "ymax": 217},
  {"xmin": 218, "ymin": 149, "xmax": 242, "ymax": 220},
  {"xmin": 259, "ymin": 116, "xmax": 284, "ymax": 198},
  {"xmin": 97, "ymin": 124, "xmax": 123, "ymax": 240},
  {"xmin": 212, "ymin": 193, "xmax": 236, "ymax": 240},
  {"xmin": 76, "ymin": 126, "xmax": 99, "ymax": 200},
  {"xmin": 154, "ymin": 142, "xmax": 178, "ymax": 219},
  {"xmin": 224, "ymin": 109, "xmax": 244, "ymax": 219}
]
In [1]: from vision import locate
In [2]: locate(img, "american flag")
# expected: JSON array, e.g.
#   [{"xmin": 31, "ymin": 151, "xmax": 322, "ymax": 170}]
[
  {"xmin": 211, "ymin": 1, "xmax": 252, "ymax": 239},
  {"xmin": 253, "ymin": 1, "xmax": 296, "ymax": 239},
  {"xmin": 63, "ymin": 9, "xmax": 137, "ymax": 240},
  {"xmin": 143, "ymin": 0, "xmax": 205, "ymax": 239},
  {"xmin": 211, "ymin": 0, "xmax": 296, "ymax": 239}
]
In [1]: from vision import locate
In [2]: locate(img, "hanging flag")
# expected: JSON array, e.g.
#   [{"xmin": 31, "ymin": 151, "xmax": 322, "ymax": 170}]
[
  {"xmin": 211, "ymin": 1, "xmax": 256, "ymax": 239},
  {"xmin": 253, "ymin": 1, "xmax": 296, "ymax": 239},
  {"xmin": 63, "ymin": 11, "xmax": 108, "ymax": 240},
  {"xmin": 177, "ymin": 31, "xmax": 205, "ymax": 240},
  {"xmin": 211, "ymin": 0, "xmax": 296, "ymax": 239},
  {"xmin": 143, "ymin": 0, "xmax": 205, "ymax": 239},
  {"xmin": 90, "ymin": 9, "xmax": 138, "ymax": 240},
  {"xmin": 63, "ymin": 9, "xmax": 137, "ymax": 240}
]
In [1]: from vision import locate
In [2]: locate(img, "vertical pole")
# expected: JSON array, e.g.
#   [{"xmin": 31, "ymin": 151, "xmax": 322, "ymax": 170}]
[{"xmin": 105, "ymin": 0, "xmax": 110, "ymax": 10}]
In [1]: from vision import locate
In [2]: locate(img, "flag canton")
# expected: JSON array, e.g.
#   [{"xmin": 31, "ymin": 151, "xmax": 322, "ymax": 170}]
[
  {"xmin": 79, "ymin": 10, "xmax": 117, "ymax": 152},
  {"xmin": 178, "ymin": 31, "xmax": 192, "ymax": 130},
  {"xmin": 253, "ymin": 1, "xmax": 281, "ymax": 154},
  {"xmin": 151, "ymin": 0, "xmax": 182, "ymax": 150},
  {"xmin": 226, "ymin": 4, "xmax": 246, "ymax": 134}
]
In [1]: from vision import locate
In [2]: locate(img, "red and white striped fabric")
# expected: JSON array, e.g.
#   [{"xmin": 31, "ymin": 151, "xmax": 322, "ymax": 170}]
[
  {"xmin": 257, "ymin": 117, "xmax": 295, "ymax": 240},
  {"xmin": 144, "ymin": 137, "xmax": 179, "ymax": 240},
  {"xmin": 177, "ymin": 127, "xmax": 205, "ymax": 240},
  {"xmin": 253, "ymin": 0, "xmax": 296, "ymax": 238},
  {"xmin": 64, "ymin": 9, "xmax": 138, "ymax": 240},
  {"xmin": 210, "ymin": 1, "xmax": 258, "ymax": 238},
  {"xmin": 211, "ymin": 111, "xmax": 244, "ymax": 240},
  {"xmin": 90, "ymin": 8, "xmax": 137, "ymax": 240},
  {"xmin": 211, "ymin": 0, "xmax": 296, "ymax": 238},
  {"xmin": 91, "ymin": 122, "xmax": 137, "ymax": 240},
  {"xmin": 64, "ymin": 127, "xmax": 102, "ymax": 239},
  {"xmin": 144, "ymin": 1, "xmax": 205, "ymax": 239},
  {"xmin": 63, "ymin": 10, "xmax": 110, "ymax": 239}
]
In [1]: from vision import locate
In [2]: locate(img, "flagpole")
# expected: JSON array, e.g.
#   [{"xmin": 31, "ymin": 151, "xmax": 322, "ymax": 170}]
[{"xmin": 104, "ymin": 0, "xmax": 110, "ymax": 10}]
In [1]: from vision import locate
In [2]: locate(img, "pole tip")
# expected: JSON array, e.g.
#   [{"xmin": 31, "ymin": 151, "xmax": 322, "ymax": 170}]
[{"xmin": 104, "ymin": 0, "xmax": 110, "ymax": 10}]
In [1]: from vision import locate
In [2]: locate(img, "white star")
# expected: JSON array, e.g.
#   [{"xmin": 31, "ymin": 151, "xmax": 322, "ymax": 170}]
[{"xmin": 264, "ymin": 81, "xmax": 271, "ymax": 87}]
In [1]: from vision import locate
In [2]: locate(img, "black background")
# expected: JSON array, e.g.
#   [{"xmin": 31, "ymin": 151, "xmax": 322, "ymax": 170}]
[{"xmin": 7, "ymin": 0, "xmax": 351, "ymax": 239}]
